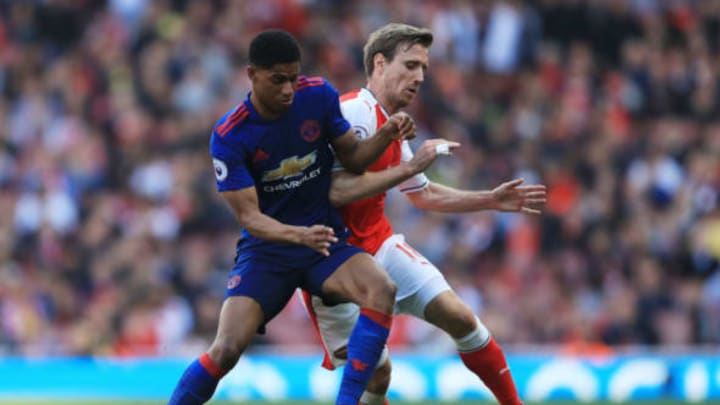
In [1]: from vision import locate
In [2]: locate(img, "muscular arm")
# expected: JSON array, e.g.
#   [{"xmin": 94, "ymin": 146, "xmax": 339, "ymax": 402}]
[
  {"xmin": 330, "ymin": 128, "xmax": 394, "ymax": 175},
  {"xmin": 331, "ymin": 113, "xmax": 415, "ymax": 174},
  {"xmin": 221, "ymin": 186, "xmax": 338, "ymax": 254},
  {"xmin": 329, "ymin": 164, "xmax": 416, "ymax": 207},
  {"xmin": 221, "ymin": 186, "xmax": 307, "ymax": 243},
  {"xmin": 405, "ymin": 179, "xmax": 547, "ymax": 214},
  {"xmin": 329, "ymin": 138, "xmax": 461, "ymax": 207},
  {"xmin": 405, "ymin": 182, "xmax": 496, "ymax": 212}
]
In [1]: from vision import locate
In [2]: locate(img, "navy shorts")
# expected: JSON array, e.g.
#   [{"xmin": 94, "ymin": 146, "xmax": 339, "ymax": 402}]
[{"xmin": 225, "ymin": 241, "xmax": 365, "ymax": 332}]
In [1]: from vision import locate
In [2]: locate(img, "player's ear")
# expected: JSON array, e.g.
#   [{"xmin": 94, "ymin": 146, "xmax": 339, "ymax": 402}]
[
  {"xmin": 247, "ymin": 65, "xmax": 257, "ymax": 81},
  {"xmin": 373, "ymin": 53, "xmax": 385, "ymax": 75}
]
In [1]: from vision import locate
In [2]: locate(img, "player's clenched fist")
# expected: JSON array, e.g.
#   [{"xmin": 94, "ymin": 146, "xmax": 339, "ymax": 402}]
[
  {"xmin": 301, "ymin": 225, "xmax": 339, "ymax": 256},
  {"xmin": 408, "ymin": 139, "xmax": 461, "ymax": 174},
  {"xmin": 378, "ymin": 112, "xmax": 416, "ymax": 141}
]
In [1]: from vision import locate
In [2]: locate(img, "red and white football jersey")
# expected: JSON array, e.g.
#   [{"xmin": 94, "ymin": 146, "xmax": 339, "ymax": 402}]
[{"xmin": 338, "ymin": 88, "xmax": 428, "ymax": 254}]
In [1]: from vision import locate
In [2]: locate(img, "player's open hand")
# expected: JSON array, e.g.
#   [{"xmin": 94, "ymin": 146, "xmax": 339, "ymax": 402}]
[
  {"xmin": 302, "ymin": 225, "xmax": 339, "ymax": 256},
  {"xmin": 380, "ymin": 112, "xmax": 416, "ymax": 141},
  {"xmin": 409, "ymin": 139, "xmax": 461, "ymax": 174},
  {"xmin": 491, "ymin": 178, "xmax": 547, "ymax": 215}
]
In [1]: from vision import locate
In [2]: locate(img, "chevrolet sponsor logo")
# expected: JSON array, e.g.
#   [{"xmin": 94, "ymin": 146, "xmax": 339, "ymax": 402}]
[{"xmin": 261, "ymin": 151, "xmax": 317, "ymax": 182}]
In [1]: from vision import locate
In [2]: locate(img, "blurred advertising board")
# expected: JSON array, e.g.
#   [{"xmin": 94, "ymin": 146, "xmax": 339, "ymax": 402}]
[{"xmin": 1, "ymin": 353, "xmax": 718, "ymax": 401}]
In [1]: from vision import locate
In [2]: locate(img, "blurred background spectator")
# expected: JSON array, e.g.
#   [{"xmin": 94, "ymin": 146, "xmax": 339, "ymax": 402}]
[{"xmin": 0, "ymin": 0, "xmax": 718, "ymax": 357}]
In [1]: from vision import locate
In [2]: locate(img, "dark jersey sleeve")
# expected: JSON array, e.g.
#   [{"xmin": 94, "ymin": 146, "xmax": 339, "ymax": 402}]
[
  {"xmin": 323, "ymin": 80, "xmax": 352, "ymax": 140},
  {"xmin": 209, "ymin": 130, "xmax": 254, "ymax": 192}
]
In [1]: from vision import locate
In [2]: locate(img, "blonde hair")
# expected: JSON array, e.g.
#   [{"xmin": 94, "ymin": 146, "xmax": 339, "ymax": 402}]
[{"xmin": 363, "ymin": 23, "xmax": 433, "ymax": 77}]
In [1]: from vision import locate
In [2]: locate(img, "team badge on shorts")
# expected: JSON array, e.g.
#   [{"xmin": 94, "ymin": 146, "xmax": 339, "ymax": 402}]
[
  {"xmin": 300, "ymin": 120, "xmax": 321, "ymax": 142},
  {"xmin": 227, "ymin": 274, "xmax": 242, "ymax": 289}
]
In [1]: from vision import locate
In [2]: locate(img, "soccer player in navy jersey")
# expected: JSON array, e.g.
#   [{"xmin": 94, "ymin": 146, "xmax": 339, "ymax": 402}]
[{"xmin": 167, "ymin": 30, "xmax": 418, "ymax": 405}]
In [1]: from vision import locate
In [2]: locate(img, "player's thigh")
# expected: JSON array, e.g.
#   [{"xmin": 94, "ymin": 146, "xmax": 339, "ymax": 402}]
[
  {"xmin": 377, "ymin": 235, "xmax": 452, "ymax": 318},
  {"xmin": 224, "ymin": 259, "xmax": 302, "ymax": 335},
  {"xmin": 310, "ymin": 242, "xmax": 394, "ymax": 306},
  {"xmin": 320, "ymin": 252, "xmax": 395, "ymax": 306},
  {"xmin": 214, "ymin": 295, "xmax": 265, "ymax": 351},
  {"xmin": 376, "ymin": 234, "xmax": 449, "ymax": 302}
]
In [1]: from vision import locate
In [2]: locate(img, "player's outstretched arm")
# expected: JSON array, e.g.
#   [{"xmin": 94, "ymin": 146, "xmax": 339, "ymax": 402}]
[
  {"xmin": 405, "ymin": 178, "xmax": 547, "ymax": 214},
  {"xmin": 329, "ymin": 139, "xmax": 460, "ymax": 207},
  {"xmin": 331, "ymin": 112, "xmax": 416, "ymax": 174},
  {"xmin": 329, "ymin": 167, "xmax": 414, "ymax": 207},
  {"xmin": 221, "ymin": 186, "xmax": 338, "ymax": 256}
]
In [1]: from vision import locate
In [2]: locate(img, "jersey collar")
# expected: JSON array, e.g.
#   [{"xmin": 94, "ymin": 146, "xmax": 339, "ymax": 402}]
[
  {"xmin": 244, "ymin": 92, "xmax": 293, "ymax": 123},
  {"xmin": 361, "ymin": 87, "xmax": 390, "ymax": 119}
]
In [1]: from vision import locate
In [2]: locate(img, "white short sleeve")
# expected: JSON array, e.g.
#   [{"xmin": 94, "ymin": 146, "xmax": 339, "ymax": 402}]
[
  {"xmin": 397, "ymin": 140, "xmax": 429, "ymax": 193},
  {"xmin": 341, "ymin": 97, "xmax": 375, "ymax": 140}
]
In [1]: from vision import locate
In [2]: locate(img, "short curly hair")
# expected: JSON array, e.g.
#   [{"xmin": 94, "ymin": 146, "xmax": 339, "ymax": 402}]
[{"xmin": 249, "ymin": 29, "xmax": 301, "ymax": 68}]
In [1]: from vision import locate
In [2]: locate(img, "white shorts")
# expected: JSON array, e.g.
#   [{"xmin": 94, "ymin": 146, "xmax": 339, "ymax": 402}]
[{"xmin": 301, "ymin": 234, "xmax": 451, "ymax": 369}]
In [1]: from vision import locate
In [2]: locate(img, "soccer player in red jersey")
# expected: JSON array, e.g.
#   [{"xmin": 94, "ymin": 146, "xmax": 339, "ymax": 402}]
[{"xmin": 303, "ymin": 23, "xmax": 547, "ymax": 405}]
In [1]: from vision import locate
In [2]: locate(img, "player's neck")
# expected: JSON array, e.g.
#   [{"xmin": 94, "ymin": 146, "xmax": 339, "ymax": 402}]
[
  {"xmin": 366, "ymin": 83, "xmax": 399, "ymax": 115},
  {"xmin": 250, "ymin": 93, "xmax": 282, "ymax": 120}
]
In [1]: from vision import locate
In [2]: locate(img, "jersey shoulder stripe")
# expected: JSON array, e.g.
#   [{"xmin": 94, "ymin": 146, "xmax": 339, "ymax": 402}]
[
  {"xmin": 297, "ymin": 76, "xmax": 324, "ymax": 89},
  {"xmin": 341, "ymin": 89, "xmax": 377, "ymax": 118},
  {"xmin": 216, "ymin": 104, "xmax": 249, "ymax": 137},
  {"xmin": 298, "ymin": 75, "xmax": 323, "ymax": 84},
  {"xmin": 297, "ymin": 82, "xmax": 325, "ymax": 91},
  {"xmin": 297, "ymin": 77, "xmax": 325, "ymax": 91},
  {"xmin": 340, "ymin": 89, "xmax": 361, "ymax": 102}
]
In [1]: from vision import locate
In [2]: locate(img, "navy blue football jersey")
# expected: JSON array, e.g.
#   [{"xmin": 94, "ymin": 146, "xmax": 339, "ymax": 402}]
[{"xmin": 210, "ymin": 76, "xmax": 352, "ymax": 263}]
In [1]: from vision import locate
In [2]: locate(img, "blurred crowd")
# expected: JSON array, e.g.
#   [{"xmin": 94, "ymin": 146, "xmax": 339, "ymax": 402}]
[{"xmin": 1, "ymin": 0, "xmax": 719, "ymax": 357}]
